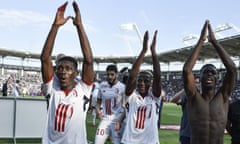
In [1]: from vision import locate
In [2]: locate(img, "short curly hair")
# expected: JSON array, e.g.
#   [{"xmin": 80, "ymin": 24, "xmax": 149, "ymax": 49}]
[{"xmin": 57, "ymin": 56, "xmax": 78, "ymax": 70}]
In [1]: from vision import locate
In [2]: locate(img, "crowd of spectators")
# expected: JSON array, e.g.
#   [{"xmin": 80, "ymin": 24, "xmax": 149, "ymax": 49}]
[
  {"xmin": 0, "ymin": 71, "xmax": 42, "ymax": 97},
  {"xmin": 0, "ymin": 70, "xmax": 239, "ymax": 101}
]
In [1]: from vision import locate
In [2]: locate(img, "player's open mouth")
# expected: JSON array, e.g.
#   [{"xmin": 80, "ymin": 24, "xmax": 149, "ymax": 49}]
[
  {"xmin": 206, "ymin": 78, "xmax": 213, "ymax": 84},
  {"xmin": 59, "ymin": 77, "xmax": 67, "ymax": 82}
]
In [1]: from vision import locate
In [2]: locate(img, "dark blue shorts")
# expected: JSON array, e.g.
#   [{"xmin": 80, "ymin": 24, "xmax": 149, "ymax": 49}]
[{"xmin": 180, "ymin": 136, "xmax": 190, "ymax": 144}]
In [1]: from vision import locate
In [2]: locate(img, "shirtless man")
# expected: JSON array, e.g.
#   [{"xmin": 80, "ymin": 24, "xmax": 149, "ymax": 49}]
[{"xmin": 182, "ymin": 20, "xmax": 236, "ymax": 144}]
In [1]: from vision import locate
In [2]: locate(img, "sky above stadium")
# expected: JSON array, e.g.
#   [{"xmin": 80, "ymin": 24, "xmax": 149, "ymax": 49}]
[{"xmin": 1, "ymin": 0, "xmax": 240, "ymax": 58}]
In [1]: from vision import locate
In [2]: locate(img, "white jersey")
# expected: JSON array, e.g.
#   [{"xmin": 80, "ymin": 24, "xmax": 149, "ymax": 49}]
[
  {"xmin": 98, "ymin": 81, "xmax": 125, "ymax": 122},
  {"xmin": 42, "ymin": 75, "xmax": 93, "ymax": 144},
  {"xmin": 121, "ymin": 90, "xmax": 161, "ymax": 144}
]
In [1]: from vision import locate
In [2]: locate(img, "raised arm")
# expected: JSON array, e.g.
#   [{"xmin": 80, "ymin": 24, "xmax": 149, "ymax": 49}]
[
  {"xmin": 170, "ymin": 89, "xmax": 185, "ymax": 104},
  {"xmin": 40, "ymin": 2, "xmax": 71, "ymax": 83},
  {"xmin": 182, "ymin": 20, "xmax": 208, "ymax": 98},
  {"xmin": 125, "ymin": 31, "xmax": 149, "ymax": 96},
  {"xmin": 208, "ymin": 23, "xmax": 237, "ymax": 101},
  {"xmin": 6, "ymin": 76, "xmax": 11, "ymax": 84},
  {"xmin": 72, "ymin": 1, "xmax": 94, "ymax": 84},
  {"xmin": 150, "ymin": 30, "xmax": 161, "ymax": 98}
]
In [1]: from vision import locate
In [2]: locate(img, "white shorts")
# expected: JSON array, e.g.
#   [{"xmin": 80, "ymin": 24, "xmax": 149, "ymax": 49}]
[{"xmin": 94, "ymin": 119, "xmax": 121, "ymax": 144}]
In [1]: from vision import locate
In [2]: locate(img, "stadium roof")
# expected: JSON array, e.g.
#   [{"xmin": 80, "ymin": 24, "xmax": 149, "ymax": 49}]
[
  {"xmin": 0, "ymin": 34, "xmax": 240, "ymax": 64},
  {"xmin": 152, "ymin": 34, "xmax": 240, "ymax": 63}
]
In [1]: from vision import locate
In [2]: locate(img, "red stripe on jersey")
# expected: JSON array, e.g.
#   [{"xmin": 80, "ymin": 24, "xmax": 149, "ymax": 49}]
[
  {"xmin": 57, "ymin": 104, "xmax": 64, "ymax": 132},
  {"xmin": 106, "ymin": 100, "xmax": 109, "ymax": 115},
  {"xmin": 54, "ymin": 104, "xmax": 62, "ymax": 131},
  {"xmin": 136, "ymin": 107, "xmax": 141, "ymax": 128},
  {"xmin": 105, "ymin": 99, "xmax": 112, "ymax": 115},
  {"xmin": 54, "ymin": 104, "xmax": 60, "ymax": 131},
  {"xmin": 61, "ymin": 105, "xmax": 69, "ymax": 132},
  {"xmin": 136, "ymin": 106, "xmax": 147, "ymax": 129},
  {"xmin": 141, "ymin": 107, "xmax": 147, "ymax": 129},
  {"xmin": 113, "ymin": 97, "xmax": 117, "ymax": 108},
  {"xmin": 138, "ymin": 107, "xmax": 143, "ymax": 129}
]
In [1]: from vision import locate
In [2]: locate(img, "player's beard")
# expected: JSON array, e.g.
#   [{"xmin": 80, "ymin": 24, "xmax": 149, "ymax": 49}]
[{"xmin": 108, "ymin": 77, "xmax": 117, "ymax": 86}]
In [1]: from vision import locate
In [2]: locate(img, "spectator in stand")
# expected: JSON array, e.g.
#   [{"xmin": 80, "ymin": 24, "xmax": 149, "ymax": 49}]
[
  {"xmin": 22, "ymin": 86, "xmax": 28, "ymax": 97},
  {"xmin": 2, "ymin": 77, "xmax": 10, "ymax": 96},
  {"xmin": 11, "ymin": 75, "xmax": 21, "ymax": 97}
]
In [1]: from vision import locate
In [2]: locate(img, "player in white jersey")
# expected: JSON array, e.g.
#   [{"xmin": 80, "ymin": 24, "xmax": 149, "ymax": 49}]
[
  {"xmin": 121, "ymin": 30, "xmax": 162, "ymax": 144},
  {"xmin": 94, "ymin": 64, "xmax": 125, "ymax": 144},
  {"xmin": 40, "ymin": 1, "xmax": 94, "ymax": 144}
]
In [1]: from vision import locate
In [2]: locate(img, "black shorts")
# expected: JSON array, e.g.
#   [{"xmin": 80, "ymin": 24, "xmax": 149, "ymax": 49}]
[{"xmin": 180, "ymin": 136, "xmax": 190, "ymax": 144}]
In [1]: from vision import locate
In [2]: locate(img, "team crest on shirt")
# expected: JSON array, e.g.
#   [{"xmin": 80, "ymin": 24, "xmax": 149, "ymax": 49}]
[{"xmin": 72, "ymin": 89, "xmax": 77, "ymax": 97}]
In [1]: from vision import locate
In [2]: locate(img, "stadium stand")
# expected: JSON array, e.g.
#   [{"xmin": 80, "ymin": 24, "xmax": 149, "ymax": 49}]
[
  {"xmin": 1, "ymin": 32, "xmax": 240, "ymax": 98},
  {"xmin": 1, "ymin": 24, "xmax": 240, "ymax": 143}
]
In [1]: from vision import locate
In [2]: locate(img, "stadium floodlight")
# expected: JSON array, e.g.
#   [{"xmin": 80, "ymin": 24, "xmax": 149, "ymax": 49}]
[
  {"xmin": 214, "ymin": 23, "xmax": 240, "ymax": 33},
  {"xmin": 182, "ymin": 34, "xmax": 199, "ymax": 46},
  {"xmin": 119, "ymin": 23, "xmax": 146, "ymax": 56},
  {"xmin": 182, "ymin": 23, "xmax": 240, "ymax": 46},
  {"xmin": 214, "ymin": 24, "xmax": 232, "ymax": 32},
  {"xmin": 214, "ymin": 23, "xmax": 240, "ymax": 39},
  {"xmin": 119, "ymin": 23, "xmax": 143, "ymax": 43}
]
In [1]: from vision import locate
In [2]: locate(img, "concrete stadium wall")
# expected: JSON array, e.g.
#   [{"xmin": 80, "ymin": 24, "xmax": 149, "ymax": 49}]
[{"xmin": 0, "ymin": 97, "xmax": 47, "ymax": 139}]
